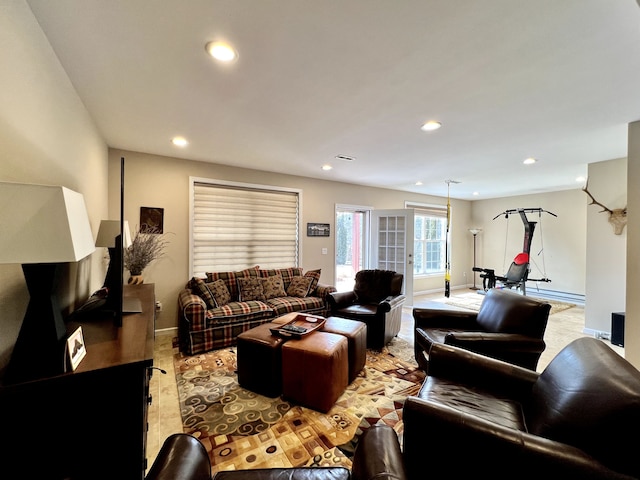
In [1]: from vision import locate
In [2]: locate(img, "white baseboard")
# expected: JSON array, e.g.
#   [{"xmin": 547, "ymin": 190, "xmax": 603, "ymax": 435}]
[{"xmin": 155, "ymin": 326, "xmax": 178, "ymax": 337}]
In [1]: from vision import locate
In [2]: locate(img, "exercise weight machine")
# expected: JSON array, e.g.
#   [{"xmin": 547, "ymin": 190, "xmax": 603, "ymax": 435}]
[{"xmin": 473, "ymin": 208, "xmax": 556, "ymax": 295}]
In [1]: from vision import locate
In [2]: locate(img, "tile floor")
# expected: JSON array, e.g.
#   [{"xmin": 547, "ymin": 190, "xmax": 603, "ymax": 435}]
[{"xmin": 145, "ymin": 290, "xmax": 624, "ymax": 471}]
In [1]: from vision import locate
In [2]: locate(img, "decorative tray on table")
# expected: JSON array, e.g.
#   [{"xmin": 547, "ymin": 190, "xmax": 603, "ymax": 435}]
[{"xmin": 270, "ymin": 313, "xmax": 326, "ymax": 339}]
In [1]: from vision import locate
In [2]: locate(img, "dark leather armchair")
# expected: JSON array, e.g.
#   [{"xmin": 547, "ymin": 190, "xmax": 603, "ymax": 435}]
[
  {"xmin": 329, "ymin": 269, "xmax": 405, "ymax": 349},
  {"xmin": 147, "ymin": 426, "xmax": 407, "ymax": 480},
  {"xmin": 413, "ymin": 288, "xmax": 550, "ymax": 371},
  {"xmin": 403, "ymin": 338, "xmax": 640, "ymax": 479},
  {"xmin": 145, "ymin": 433, "xmax": 211, "ymax": 480}
]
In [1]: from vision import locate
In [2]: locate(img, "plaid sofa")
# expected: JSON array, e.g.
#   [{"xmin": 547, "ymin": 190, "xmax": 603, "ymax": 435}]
[{"xmin": 178, "ymin": 266, "xmax": 336, "ymax": 355}]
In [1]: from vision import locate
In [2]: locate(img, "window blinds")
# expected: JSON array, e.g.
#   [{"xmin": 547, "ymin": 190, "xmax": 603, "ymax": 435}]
[
  {"xmin": 406, "ymin": 202, "xmax": 448, "ymax": 218},
  {"xmin": 192, "ymin": 182, "xmax": 299, "ymax": 275}
]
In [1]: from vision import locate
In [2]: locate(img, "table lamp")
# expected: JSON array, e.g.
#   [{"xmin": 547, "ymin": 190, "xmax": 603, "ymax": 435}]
[{"xmin": 0, "ymin": 182, "xmax": 95, "ymax": 383}]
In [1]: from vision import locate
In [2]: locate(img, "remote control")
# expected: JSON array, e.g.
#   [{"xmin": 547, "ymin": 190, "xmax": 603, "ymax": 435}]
[{"xmin": 282, "ymin": 324, "xmax": 307, "ymax": 334}]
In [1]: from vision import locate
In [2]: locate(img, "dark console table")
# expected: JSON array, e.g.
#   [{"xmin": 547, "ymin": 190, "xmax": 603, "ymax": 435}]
[{"xmin": 0, "ymin": 284, "xmax": 156, "ymax": 479}]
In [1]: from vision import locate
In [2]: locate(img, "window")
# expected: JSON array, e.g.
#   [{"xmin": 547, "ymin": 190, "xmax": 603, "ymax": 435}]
[
  {"xmin": 408, "ymin": 204, "xmax": 448, "ymax": 276},
  {"xmin": 190, "ymin": 178, "xmax": 300, "ymax": 276}
]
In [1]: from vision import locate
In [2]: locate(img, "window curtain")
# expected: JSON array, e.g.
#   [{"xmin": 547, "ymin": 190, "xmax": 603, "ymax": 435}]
[{"xmin": 192, "ymin": 181, "xmax": 299, "ymax": 276}]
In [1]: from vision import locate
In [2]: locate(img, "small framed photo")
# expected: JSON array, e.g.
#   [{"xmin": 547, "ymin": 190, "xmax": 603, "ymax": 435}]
[
  {"xmin": 307, "ymin": 223, "xmax": 330, "ymax": 237},
  {"xmin": 67, "ymin": 326, "xmax": 87, "ymax": 371}
]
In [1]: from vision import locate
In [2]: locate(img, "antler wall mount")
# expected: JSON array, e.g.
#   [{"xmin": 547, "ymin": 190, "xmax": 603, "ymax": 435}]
[{"xmin": 582, "ymin": 181, "xmax": 627, "ymax": 235}]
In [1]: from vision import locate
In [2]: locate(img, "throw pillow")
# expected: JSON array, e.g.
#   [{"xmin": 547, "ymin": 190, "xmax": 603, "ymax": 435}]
[
  {"xmin": 237, "ymin": 277, "xmax": 266, "ymax": 302},
  {"xmin": 191, "ymin": 277, "xmax": 217, "ymax": 309},
  {"xmin": 287, "ymin": 276, "xmax": 313, "ymax": 298},
  {"xmin": 208, "ymin": 279, "xmax": 231, "ymax": 307},
  {"xmin": 261, "ymin": 275, "xmax": 286, "ymax": 299},
  {"xmin": 304, "ymin": 269, "xmax": 321, "ymax": 294}
]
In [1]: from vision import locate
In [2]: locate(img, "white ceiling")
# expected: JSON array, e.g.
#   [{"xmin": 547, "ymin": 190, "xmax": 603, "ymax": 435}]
[{"xmin": 26, "ymin": 0, "xmax": 640, "ymax": 200}]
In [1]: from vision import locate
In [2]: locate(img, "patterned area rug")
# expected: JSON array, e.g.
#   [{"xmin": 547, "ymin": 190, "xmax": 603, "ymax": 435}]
[
  {"xmin": 441, "ymin": 291, "xmax": 575, "ymax": 315},
  {"xmin": 173, "ymin": 338, "xmax": 423, "ymax": 473}
]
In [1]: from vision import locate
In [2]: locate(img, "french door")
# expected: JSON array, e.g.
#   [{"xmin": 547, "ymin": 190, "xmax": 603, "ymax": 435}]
[{"xmin": 370, "ymin": 209, "xmax": 414, "ymax": 301}]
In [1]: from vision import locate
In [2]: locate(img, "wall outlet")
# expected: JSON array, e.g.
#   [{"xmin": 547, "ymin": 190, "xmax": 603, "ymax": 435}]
[{"xmin": 321, "ymin": 248, "xmax": 328, "ymax": 255}]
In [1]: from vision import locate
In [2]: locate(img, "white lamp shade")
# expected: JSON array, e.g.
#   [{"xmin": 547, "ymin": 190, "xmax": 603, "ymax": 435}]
[
  {"xmin": 0, "ymin": 182, "xmax": 96, "ymax": 264},
  {"xmin": 95, "ymin": 220, "xmax": 132, "ymax": 248}
]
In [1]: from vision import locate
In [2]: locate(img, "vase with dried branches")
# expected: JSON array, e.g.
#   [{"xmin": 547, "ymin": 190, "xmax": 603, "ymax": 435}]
[{"xmin": 124, "ymin": 227, "xmax": 168, "ymax": 283}]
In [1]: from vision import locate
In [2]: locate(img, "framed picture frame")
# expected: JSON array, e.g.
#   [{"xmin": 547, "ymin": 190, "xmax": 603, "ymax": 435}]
[
  {"xmin": 67, "ymin": 326, "xmax": 87, "ymax": 371},
  {"xmin": 307, "ymin": 223, "xmax": 330, "ymax": 237},
  {"xmin": 140, "ymin": 206, "xmax": 164, "ymax": 234}
]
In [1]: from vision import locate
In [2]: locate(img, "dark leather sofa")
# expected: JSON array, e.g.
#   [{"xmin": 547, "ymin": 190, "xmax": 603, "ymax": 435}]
[
  {"xmin": 329, "ymin": 269, "xmax": 405, "ymax": 349},
  {"xmin": 403, "ymin": 338, "xmax": 640, "ymax": 479},
  {"xmin": 146, "ymin": 424, "xmax": 407, "ymax": 480},
  {"xmin": 413, "ymin": 287, "xmax": 550, "ymax": 371}
]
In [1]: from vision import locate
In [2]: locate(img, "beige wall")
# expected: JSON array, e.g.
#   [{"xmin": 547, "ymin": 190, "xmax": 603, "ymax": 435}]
[
  {"xmin": 0, "ymin": 2, "xmax": 108, "ymax": 371},
  {"xmin": 109, "ymin": 149, "xmax": 473, "ymax": 330},
  {"xmin": 585, "ymin": 158, "xmax": 627, "ymax": 334},
  {"xmin": 470, "ymin": 189, "xmax": 587, "ymax": 297}
]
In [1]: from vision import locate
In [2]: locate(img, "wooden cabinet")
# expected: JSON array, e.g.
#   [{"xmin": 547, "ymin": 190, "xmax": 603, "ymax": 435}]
[{"xmin": 0, "ymin": 284, "xmax": 155, "ymax": 480}]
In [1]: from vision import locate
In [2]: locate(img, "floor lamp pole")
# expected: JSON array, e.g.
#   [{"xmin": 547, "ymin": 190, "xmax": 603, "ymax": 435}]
[{"xmin": 469, "ymin": 229, "xmax": 481, "ymax": 290}]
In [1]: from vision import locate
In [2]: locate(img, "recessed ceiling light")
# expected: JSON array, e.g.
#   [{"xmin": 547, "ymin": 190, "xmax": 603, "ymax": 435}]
[
  {"xmin": 523, "ymin": 157, "xmax": 537, "ymax": 165},
  {"xmin": 415, "ymin": 181, "xmax": 423, "ymax": 186},
  {"xmin": 172, "ymin": 136, "xmax": 188, "ymax": 147},
  {"xmin": 576, "ymin": 176, "xmax": 586, "ymax": 182},
  {"xmin": 473, "ymin": 191, "xmax": 479, "ymax": 196},
  {"xmin": 205, "ymin": 41, "xmax": 238, "ymax": 62},
  {"xmin": 421, "ymin": 121, "xmax": 442, "ymax": 132},
  {"xmin": 321, "ymin": 164, "xmax": 333, "ymax": 171}
]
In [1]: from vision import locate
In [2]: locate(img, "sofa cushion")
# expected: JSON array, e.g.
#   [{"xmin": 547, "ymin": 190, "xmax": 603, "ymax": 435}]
[
  {"xmin": 287, "ymin": 276, "xmax": 313, "ymax": 297},
  {"xmin": 208, "ymin": 279, "xmax": 231, "ymax": 307},
  {"xmin": 260, "ymin": 267, "xmax": 303, "ymax": 291},
  {"xmin": 261, "ymin": 275, "xmax": 286, "ymax": 299},
  {"xmin": 207, "ymin": 266, "xmax": 260, "ymax": 301},
  {"xmin": 527, "ymin": 337, "xmax": 640, "ymax": 477},
  {"xmin": 191, "ymin": 277, "xmax": 217, "ymax": 309},
  {"xmin": 304, "ymin": 269, "xmax": 321, "ymax": 293},
  {"xmin": 237, "ymin": 277, "xmax": 266, "ymax": 302},
  {"xmin": 418, "ymin": 376, "xmax": 527, "ymax": 431},
  {"xmin": 266, "ymin": 296, "xmax": 325, "ymax": 317}
]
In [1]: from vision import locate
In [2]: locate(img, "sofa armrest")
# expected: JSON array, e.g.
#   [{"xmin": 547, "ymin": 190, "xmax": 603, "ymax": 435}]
[
  {"xmin": 145, "ymin": 434, "xmax": 211, "ymax": 480},
  {"xmin": 427, "ymin": 343, "xmax": 539, "ymax": 395},
  {"xmin": 313, "ymin": 283, "xmax": 337, "ymax": 300},
  {"xmin": 445, "ymin": 332, "xmax": 546, "ymax": 354},
  {"xmin": 351, "ymin": 425, "xmax": 407, "ymax": 480},
  {"xmin": 413, "ymin": 307, "xmax": 479, "ymax": 329},
  {"xmin": 178, "ymin": 289, "xmax": 208, "ymax": 332},
  {"xmin": 402, "ymin": 396, "xmax": 630, "ymax": 479},
  {"xmin": 329, "ymin": 290, "xmax": 357, "ymax": 309}
]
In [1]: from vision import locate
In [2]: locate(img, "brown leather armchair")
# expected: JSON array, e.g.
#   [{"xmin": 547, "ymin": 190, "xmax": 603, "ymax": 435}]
[
  {"xmin": 413, "ymin": 288, "xmax": 550, "ymax": 371},
  {"xmin": 403, "ymin": 338, "xmax": 640, "ymax": 479},
  {"xmin": 329, "ymin": 269, "xmax": 405, "ymax": 349},
  {"xmin": 147, "ymin": 425, "xmax": 407, "ymax": 480}
]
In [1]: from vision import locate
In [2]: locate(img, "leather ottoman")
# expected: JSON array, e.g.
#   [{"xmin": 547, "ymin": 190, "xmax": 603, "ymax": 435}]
[
  {"xmin": 322, "ymin": 316, "xmax": 367, "ymax": 383},
  {"xmin": 281, "ymin": 331, "xmax": 348, "ymax": 413},
  {"xmin": 236, "ymin": 322, "xmax": 285, "ymax": 397}
]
